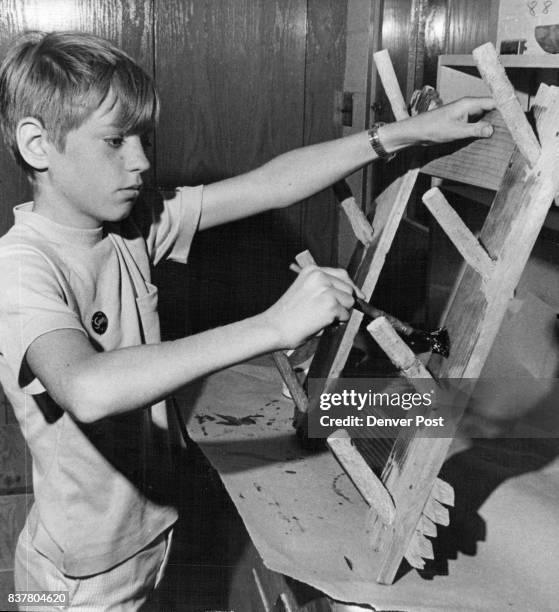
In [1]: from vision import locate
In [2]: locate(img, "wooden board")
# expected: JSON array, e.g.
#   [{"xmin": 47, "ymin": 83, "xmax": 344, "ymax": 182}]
[{"xmin": 421, "ymin": 110, "xmax": 515, "ymax": 191}]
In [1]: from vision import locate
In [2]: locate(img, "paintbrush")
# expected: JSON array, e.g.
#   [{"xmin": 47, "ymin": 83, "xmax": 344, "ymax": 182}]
[{"xmin": 289, "ymin": 262, "xmax": 449, "ymax": 358}]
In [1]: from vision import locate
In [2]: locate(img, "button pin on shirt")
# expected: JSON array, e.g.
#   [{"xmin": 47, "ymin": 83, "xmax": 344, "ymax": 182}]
[{"xmin": 91, "ymin": 311, "xmax": 108, "ymax": 335}]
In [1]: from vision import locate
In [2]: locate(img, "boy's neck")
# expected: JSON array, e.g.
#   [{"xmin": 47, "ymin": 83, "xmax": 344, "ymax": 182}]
[{"xmin": 31, "ymin": 181, "xmax": 104, "ymax": 230}]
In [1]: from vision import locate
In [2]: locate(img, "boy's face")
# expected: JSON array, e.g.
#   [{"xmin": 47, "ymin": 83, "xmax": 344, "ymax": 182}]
[{"xmin": 40, "ymin": 94, "xmax": 151, "ymax": 229}]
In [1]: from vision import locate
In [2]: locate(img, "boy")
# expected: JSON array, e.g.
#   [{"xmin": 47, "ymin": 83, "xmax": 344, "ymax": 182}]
[{"xmin": 0, "ymin": 31, "xmax": 494, "ymax": 610}]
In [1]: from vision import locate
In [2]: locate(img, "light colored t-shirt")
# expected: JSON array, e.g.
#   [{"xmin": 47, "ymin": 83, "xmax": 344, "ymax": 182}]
[{"xmin": 0, "ymin": 186, "xmax": 202, "ymax": 576}]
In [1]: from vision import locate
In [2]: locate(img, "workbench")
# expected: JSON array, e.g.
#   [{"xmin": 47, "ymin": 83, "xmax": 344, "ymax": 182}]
[{"xmin": 177, "ymin": 359, "xmax": 559, "ymax": 611}]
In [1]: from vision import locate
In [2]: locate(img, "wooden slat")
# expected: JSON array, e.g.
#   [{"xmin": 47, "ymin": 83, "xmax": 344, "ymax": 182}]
[
  {"xmin": 534, "ymin": 84, "xmax": 559, "ymax": 153},
  {"xmin": 271, "ymin": 352, "xmax": 308, "ymax": 415},
  {"xmin": 339, "ymin": 197, "xmax": 374, "ymax": 247},
  {"xmin": 525, "ymin": 83, "xmax": 559, "ymax": 211},
  {"xmin": 432, "ymin": 476, "xmax": 455, "ymax": 507},
  {"xmin": 373, "ymin": 49, "xmax": 410, "ymax": 121},
  {"xmin": 421, "ymin": 109, "xmax": 515, "ymax": 191},
  {"xmin": 422, "ymin": 187, "xmax": 495, "ymax": 280},
  {"xmin": 472, "ymin": 43, "xmax": 541, "ymax": 167},
  {"xmin": 327, "ymin": 429, "xmax": 395, "ymax": 525},
  {"xmin": 358, "ymin": 170, "xmax": 419, "ymax": 298},
  {"xmin": 405, "ymin": 530, "xmax": 434, "ymax": 569},
  {"xmin": 403, "ymin": 534, "xmax": 426, "ymax": 570},
  {"xmin": 439, "ymin": 53, "xmax": 559, "ymax": 69},
  {"xmin": 533, "ymin": 83, "xmax": 552, "ymax": 126},
  {"xmin": 376, "ymin": 0, "xmax": 414, "ymax": 125},
  {"xmin": 366, "ymin": 318, "xmax": 433, "ymax": 380},
  {"xmin": 433, "ymin": 89, "xmax": 559, "ymax": 380},
  {"xmin": 417, "ymin": 514, "xmax": 437, "ymax": 538},
  {"xmin": 423, "ymin": 496, "xmax": 450, "ymax": 526},
  {"xmin": 294, "ymin": 250, "xmax": 317, "ymax": 268}
]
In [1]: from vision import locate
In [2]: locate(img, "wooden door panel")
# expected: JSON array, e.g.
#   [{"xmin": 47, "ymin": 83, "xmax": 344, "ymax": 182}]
[
  {"xmin": 302, "ymin": 0, "xmax": 347, "ymax": 266},
  {"xmin": 155, "ymin": 0, "xmax": 320, "ymax": 329},
  {"xmin": 155, "ymin": 0, "xmax": 307, "ymax": 183}
]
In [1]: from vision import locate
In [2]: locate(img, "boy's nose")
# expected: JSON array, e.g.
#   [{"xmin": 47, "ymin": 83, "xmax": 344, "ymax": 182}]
[{"xmin": 125, "ymin": 136, "xmax": 150, "ymax": 173}]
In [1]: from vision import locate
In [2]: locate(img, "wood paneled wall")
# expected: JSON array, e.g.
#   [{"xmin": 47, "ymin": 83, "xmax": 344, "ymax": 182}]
[
  {"xmin": 157, "ymin": 1, "xmax": 300, "ymax": 331},
  {"xmin": 154, "ymin": 0, "xmax": 347, "ymax": 331},
  {"xmin": 379, "ymin": 0, "xmax": 499, "ymax": 108},
  {"xmin": 0, "ymin": 0, "xmax": 347, "ymax": 333}
]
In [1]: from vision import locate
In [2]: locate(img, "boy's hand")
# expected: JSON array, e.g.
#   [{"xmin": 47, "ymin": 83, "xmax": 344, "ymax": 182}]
[
  {"xmin": 382, "ymin": 96, "xmax": 496, "ymax": 152},
  {"xmin": 264, "ymin": 265, "xmax": 360, "ymax": 349}
]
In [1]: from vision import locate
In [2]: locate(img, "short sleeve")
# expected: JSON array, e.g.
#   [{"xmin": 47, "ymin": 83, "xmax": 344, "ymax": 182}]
[
  {"xmin": 0, "ymin": 246, "xmax": 86, "ymax": 391},
  {"xmin": 143, "ymin": 185, "xmax": 203, "ymax": 266}
]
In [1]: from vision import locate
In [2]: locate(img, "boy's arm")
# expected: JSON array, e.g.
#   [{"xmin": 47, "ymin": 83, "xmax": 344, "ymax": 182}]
[
  {"xmin": 199, "ymin": 97, "xmax": 495, "ymax": 230},
  {"xmin": 25, "ymin": 265, "xmax": 355, "ymax": 423}
]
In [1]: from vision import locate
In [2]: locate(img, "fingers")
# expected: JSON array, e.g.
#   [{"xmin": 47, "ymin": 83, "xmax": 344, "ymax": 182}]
[
  {"xmin": 462, "ymin": 119, "xmax": 494, "ymax": 139},
  {"xmin": 306, "ymin": 265, "xmax": 365, "ymax": 299},
  {"xmin": 296, "ymin": 265, "xmax": 357, "ymax": 321},
  {"xmin": 432, "ymin": 96, "xmax": 495, "ymax": 142},
  {"xmin": 459, "ymin": 97, "xmax": 496, "ymax": 139},
  {"xmin": 457, "ymin": 96, "xmax": 496, "ymax": 115},
  {"xmin": 473, "ymin": 120, "xmax": 494, "ymax": 138}
]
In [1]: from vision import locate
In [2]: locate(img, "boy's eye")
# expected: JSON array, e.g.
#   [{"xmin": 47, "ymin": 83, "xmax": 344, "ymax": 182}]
[
  {"xmin": 141, "ymin": 135, "xmax": 152, "ymax": 148},
  {"xmin": 104, "ymin": 136, "xmax": 124, "ymax": 148}
]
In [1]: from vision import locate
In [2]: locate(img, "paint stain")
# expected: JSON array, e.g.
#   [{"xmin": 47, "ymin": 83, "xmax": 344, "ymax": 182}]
[
  {"xmin": 333, "ymin": 473, "xmax": 352, "ymax": 503},
  {"xmin": 194, "ymin": 414, "xmax": 216, "ymax": 436},
  {"xmin": 214, "ymin": 413, "xmax": 264, "ymax": 426}
]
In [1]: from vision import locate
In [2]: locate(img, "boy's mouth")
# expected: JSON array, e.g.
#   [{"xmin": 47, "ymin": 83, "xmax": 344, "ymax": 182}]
[
  {"xmin": 118, "ymin": 185, "xmax": 142, "ymax": 202},
  {"xmin": 119, "ymin": 185, "xmax": 142, "ymax": 198}
]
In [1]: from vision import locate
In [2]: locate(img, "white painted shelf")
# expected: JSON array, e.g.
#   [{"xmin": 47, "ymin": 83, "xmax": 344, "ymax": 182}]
[{"xmin": 439, "ymin": 54, "xmax": 559, "ymax": 69}]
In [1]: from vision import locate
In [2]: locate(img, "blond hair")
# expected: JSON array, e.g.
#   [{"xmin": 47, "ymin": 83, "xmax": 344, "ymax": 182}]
[{"xmin": 0, "ymin": 31, "xmax": 158, "ymax": 173}]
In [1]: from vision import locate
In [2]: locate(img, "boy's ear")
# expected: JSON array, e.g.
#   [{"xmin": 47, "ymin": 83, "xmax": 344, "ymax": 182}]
[{"xmin": 16, "ymin": 117, "xmax": 51, "ymax": 171}]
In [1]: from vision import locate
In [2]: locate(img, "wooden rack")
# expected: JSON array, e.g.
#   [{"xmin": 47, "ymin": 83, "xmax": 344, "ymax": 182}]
[{"xmin": 274, "ymin": 43, "xmax": 559, "ymax": 584}]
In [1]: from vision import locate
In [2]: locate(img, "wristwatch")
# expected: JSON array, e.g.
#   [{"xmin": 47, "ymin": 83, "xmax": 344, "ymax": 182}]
[{"xmin": 368, "ymin": 122, "xmax": 396, "ymax": 161}]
